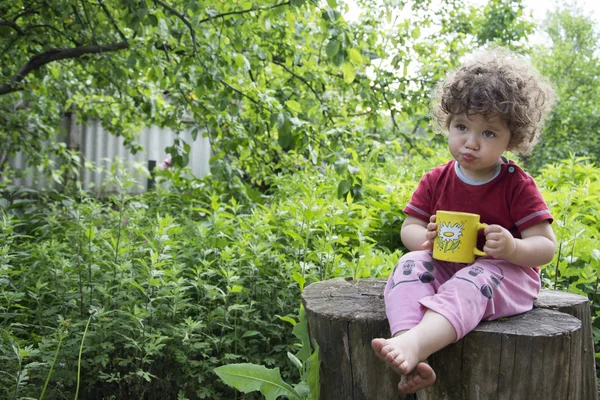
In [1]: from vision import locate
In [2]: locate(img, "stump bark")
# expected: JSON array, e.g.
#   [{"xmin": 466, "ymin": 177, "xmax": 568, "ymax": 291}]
[{"xmin": 301, "ymin": 278, "xmax": 597, "ymax": 400}]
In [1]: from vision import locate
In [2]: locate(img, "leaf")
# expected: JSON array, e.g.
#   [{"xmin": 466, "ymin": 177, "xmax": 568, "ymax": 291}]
[
  {"xmin": 276, "ymin": 315, "xmax": 297, "ymax": 326},
  {"xmin": 287, "ymin": 351, "xmax": 302, "ymax": 372},
  {"xmin": 285, "ymin": 100, "xmax": 302, "ymax": 114},
  {"xmin": 342, "ymin": 62, "xmax": 356, "ymax": 83},
  {"xmin": 278, "ymin": 130, "xmax": 293, "ymax": 149},
  {"xmin": 337, "ymin": 179, "xmax": 352, "ymax": 198},
  {"xmin": 214, "ymin": 364, "xmax": 302, "ymax": 400},
  {"xmin": 278, "ymin": 115, "xmax": 293, "ymax": 149},
  {"xmin": 294, "ymin": 382, "xmax": 310, "ymax": 397},
  {"xmin": 292, "ymin": 271, "xmax": 306, "ymax": 291},
  {"xmin": 348, "ymin": 48, "xmax": 363, "ymax": 64},
  {"xmin": 411, "ymin": 26, "xmax": 421, "ymax": 39},
  {"xmin": 292, "ymin": 306, "xmax": 311, "ymax": 362},
  {"xmin": 283, "ymin": 229, "xmax": 304, "ymax": 243},
  {"xmin": 229, "ymin": 285, "xmax": 243, "ymax": 293},
  {"xmin": 591, "ymin": 249, "xmax": 600, "ymax": 262},
  {"xmin": 326, "ymin": 39, "xmax": 340, "ymax": 59},
  {"xmin": 290, "ymin": 0, "xmax": 306, "ymax": 6},
  {"xmin": 306, "ymin": 345, "xmax": 320, "ymax": 399}
]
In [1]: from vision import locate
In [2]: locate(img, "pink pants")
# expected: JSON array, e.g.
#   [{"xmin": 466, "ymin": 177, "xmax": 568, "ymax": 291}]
[{"xmin": 385, "ymin": 250, "xmax": 541, "ymax": 340}]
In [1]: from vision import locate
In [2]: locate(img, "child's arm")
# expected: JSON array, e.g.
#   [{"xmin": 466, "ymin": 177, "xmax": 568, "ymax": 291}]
[
  {"xmin": 483, "ymin": 221, "xmax": 556, "ymax": 267},
  {"xmin": 401, "ymin": 215, "xmax": 438, "ymax": 252}
]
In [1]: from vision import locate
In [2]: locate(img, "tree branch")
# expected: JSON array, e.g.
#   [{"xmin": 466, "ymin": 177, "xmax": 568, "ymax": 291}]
[
  {"xmin": 155, "ymin": 0, "xmax": 271, "ymax": 113},
  {"xmin": 272, "ymin": 60, "xmax": 324, "ymax": 104},
  {"xmin": 97, "ymin": 0, "xmax": 128, "ymax": 43},
  {"xmin": 381, "ymin": 89, "xmax": 422, "ymax": 155},
  {"xmin": 271, "ymin": 60, "xmax": 337, "ymax": 126},
  {"xmin": 0, "ymin": 42, "xmax": 129, "ymax": 95},
  {"xmin": 198, "ymin": 2, "xmax": 291, "ymax": 24},
  {"xmin": 0, "ymin": 18, "xmax": 24, "ymax": 34}
]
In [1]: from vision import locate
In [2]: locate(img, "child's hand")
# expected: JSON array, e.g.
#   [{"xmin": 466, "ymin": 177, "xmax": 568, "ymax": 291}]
[
  {"xmin": 421, "ymin": 215, "xmax": 437, "ymax": 250},
  {"xmin": 483, "ymin": 224, "xmax": 516, "ymax": 259}
]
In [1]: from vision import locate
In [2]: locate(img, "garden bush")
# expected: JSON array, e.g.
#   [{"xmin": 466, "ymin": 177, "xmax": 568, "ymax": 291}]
[{"xmin": 0, "ymin": 148, "xmax": 598, "ymax": 399}]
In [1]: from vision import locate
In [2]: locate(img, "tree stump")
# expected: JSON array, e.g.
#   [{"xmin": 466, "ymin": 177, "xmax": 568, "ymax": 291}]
[{"xmin": 301, "ymin": 278, "xmax": 597, "ymax": 400}]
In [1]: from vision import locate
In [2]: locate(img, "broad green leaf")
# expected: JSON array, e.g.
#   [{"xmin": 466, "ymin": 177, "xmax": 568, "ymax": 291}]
[
  {"xmin": 326, "ymin": 39, "xmax": 340, "ymax": 59},
  {"xmin": 337, "ymin": 179, "xmax": 352, "ymax": 198},
  {"xmin": 294, "ymin": 381, "xmax": 311, "ymax": 397},
  {"xmin": 349, "ymin": 48, "xmax": 363, "ymax": 64},
  {"xmin": 278, "ymin": 130, "xmax": 293, "ymax": 149},
  {"xmin": 214, "ymin": 364, "xmax": 302, "ymax": 400},
  {"xmin": 229, "ymin": 285, "xmax": 243, "ymax": 293},
  {"xmin": 286, "ymin": 100, "xmax": 302, "ymax": 114},
  {"xmin": 277, "ymin": 116, "xmax": 293, "ymax": 149},
  {"xmin": 342, "ymin": 62, "xmax": 356, "ymax": 83}
]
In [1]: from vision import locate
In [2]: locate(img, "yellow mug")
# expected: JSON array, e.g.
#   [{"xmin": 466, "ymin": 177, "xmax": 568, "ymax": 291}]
[{"xmin": 432, "ymin": 211, "xmax": 488, "ymax": 263}]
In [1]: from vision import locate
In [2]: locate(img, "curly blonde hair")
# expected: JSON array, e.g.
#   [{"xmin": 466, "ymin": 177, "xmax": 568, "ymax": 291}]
[{"xmin": 432, "ymin": 48, "xmax": 555, "ymax": 155}]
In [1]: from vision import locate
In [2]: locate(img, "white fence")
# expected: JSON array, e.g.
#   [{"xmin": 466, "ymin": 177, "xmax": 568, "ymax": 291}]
[{"xmin": 8, "ymin": 117, "xmax": 211, "ymax": 194}]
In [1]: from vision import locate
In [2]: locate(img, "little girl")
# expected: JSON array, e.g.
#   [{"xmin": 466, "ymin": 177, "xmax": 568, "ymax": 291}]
[{"xmin": 371, "ymin": 48, "xmax": 557, "ymax": 393}]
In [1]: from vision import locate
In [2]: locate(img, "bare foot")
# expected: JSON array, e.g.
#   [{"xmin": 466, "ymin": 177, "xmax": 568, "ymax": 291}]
[
  {"xmin": 399, "ymin": 362, "xmax": 436, "ymax": 393},
  {"xmin": 370, "ymin": 335, "xmax": 421, "ymax": 376}
]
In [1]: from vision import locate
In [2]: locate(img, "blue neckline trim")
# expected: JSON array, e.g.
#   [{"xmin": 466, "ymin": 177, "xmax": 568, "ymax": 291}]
[{"xmin": 454, "ymin": 161, "xmax": 502, "ymax": 186}]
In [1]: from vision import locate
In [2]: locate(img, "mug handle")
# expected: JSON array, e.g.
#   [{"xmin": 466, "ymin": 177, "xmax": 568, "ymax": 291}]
[{"xmin": 473, "ymin": 223, "xmax": 488, "ymax": 257}]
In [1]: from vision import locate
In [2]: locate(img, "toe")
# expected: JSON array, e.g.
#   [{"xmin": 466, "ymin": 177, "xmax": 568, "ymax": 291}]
[{"xmin": 371, "ymin": 338, "xmax": 386, "ymax": 352}]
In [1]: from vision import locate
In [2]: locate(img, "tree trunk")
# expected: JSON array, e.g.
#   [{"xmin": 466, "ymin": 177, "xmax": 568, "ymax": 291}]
[{"xmin": 301, "ymin": 278, "xmax": 597, "ymax": 400}]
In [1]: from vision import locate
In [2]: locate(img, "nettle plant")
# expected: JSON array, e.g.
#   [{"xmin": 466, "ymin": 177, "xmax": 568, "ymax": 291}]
[
  {"xmin": 0, "ymin": 150, "xmax": 421, "ymax": 399},
  {"xmin": 535, "ymin": 156, "xmax": 600, "ymax": 344},
  {"xmin": 1, "ymin": 150, "xmax": 599, "ymax": 398}
]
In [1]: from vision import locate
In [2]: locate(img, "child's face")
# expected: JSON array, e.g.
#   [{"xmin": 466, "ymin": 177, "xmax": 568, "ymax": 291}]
[{"xmin": 447, "ymin": 113, "xmax": 511, "ymax": 181}]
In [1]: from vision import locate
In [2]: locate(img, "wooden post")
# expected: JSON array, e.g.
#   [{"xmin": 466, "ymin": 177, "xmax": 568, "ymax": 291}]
[
  {"xmin": 301, "ymin": 278, "xmax": 597, "ymax": 400},
  {"xmin": 533, "ymin": 290, "xmax": 597, "ymax": 399}
]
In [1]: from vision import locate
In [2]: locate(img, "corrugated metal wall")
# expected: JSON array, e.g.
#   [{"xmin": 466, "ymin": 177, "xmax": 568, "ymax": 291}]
[{"xmin": 8, "ymin": 118, "xmax": 211, "ymax": 194}]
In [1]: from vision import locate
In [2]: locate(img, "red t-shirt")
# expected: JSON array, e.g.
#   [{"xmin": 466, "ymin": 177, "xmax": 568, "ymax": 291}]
[{"xmin": 404, "ymin": 159, "xmax": 553, "ymax": 251}]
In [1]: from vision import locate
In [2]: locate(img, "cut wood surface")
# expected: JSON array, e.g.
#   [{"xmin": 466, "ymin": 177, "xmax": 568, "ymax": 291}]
[{"xmin": 301, "ymin": 278, "xmax": 597, "ymax": 400}]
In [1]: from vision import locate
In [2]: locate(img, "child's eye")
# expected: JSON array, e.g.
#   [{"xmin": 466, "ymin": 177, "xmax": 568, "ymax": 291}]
[
  {"xmin": 483, "ymin": 131, "xmax": 496, "ymax": 138},
  {"xmin": 456, "ymin": 124, "xmax": 467, "ymax": 131}
]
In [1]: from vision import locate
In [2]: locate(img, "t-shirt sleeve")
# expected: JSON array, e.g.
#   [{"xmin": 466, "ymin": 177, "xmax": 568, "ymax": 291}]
[
  {"xmin": 510, "ymin": 173, "xmax": 553, "ymax": 232},
  {"xmin": 403, "ymin": 172, "xmax": 433, "ymax": 222}
]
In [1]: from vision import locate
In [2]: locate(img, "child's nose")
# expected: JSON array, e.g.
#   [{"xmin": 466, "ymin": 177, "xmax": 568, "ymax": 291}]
[{"xmin": 464, "ymin": 133, "xmax": 479, "ymax": 149}]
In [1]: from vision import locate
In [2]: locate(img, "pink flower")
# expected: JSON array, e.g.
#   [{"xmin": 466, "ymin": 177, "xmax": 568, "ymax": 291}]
[{"xmin": 161, "ymin": 156, "xmax": 172, "ymax": 169}]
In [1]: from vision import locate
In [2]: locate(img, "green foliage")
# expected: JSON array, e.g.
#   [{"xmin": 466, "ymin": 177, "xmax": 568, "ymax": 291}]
[
  {"xmin": 1, "ymin": 0, "xmax": 535, "ymax": 186},
  {"xmin": 4, "ymin": 0, "xmax": 600, "ymax": 397},
  {"xmin": 534, "ymin": 155, "xmax": 600, "ymax": 359},
  {"xmin": 1, "ymin": 146, "xmax": 599, "ymax": 398},
  {"xmin": 537, "ymin": 156, "xmax": 600, "ymax": 289},
  {"xmin": 214, "ymin": 306, "xmax": 320, "ymax": 400},
  {"xmin": 527, "ymin": 6, "xmax": 600, "ymax": 173},
  {"xmin": 0, "ymin": 150, "xmax": 419, "ymax": 398},
  {"xmin": 474, "ymin": 0, "xmax": 535, "ymax": 48},
  {"xmin": 215, "ymin": 364, "xmax": 302, "ymax": 400}
]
